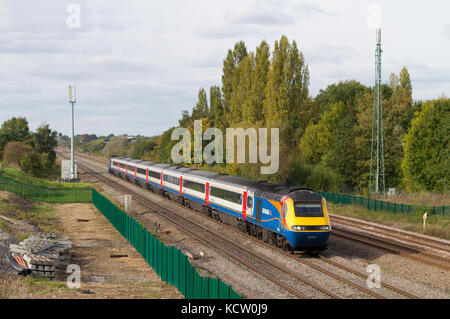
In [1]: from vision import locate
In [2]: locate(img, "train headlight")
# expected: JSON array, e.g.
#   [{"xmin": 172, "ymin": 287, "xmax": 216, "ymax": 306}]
[
  {"xmin": 319, "ymin": 225, "xmax": 330, "ymax": 231},
  {"xmin": 292, "ymin": 225, "xmax": 306, "ymax": 231}
]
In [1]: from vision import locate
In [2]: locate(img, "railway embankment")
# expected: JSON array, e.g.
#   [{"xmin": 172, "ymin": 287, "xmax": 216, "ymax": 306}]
[{"xmin": 0, "ymin": 188, "xmax": 182, "ymax": 298}]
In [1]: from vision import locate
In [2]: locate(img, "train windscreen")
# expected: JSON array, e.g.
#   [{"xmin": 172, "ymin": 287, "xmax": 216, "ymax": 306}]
[{"xmin": 293, "ymin": 202, "xmax": 324, "ymax": 217}]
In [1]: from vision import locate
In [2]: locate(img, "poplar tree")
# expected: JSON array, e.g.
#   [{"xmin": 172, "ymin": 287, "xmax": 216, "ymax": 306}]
[
  {"xmin": 192, "ymin": 88, "xmax": 209, "ymax": 120},
  {"xmin": 247, "ymin": 40, "xmax": 270, "ymax": 123},
  {"xmin": 209, "ymin": 85, "xmax": 224, "ymax": 128},
  {"xmin": 263, "ymin": 36, "xmax": 310, "ymax": 143},
  {"xmin": 230, "ymin": 53, "xmax": 254, "ymax": 124}
]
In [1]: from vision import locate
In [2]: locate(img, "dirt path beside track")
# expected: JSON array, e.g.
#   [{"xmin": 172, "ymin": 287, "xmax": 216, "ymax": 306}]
[{"xmin": 1, "ymin": 201, "xmax": 183, "ymax": 299}]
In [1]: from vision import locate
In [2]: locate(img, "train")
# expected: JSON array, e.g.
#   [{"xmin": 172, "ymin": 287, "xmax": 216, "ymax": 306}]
[{"xmin": 108, "ymin": 156, "xmax": 331, "ymax": 253}]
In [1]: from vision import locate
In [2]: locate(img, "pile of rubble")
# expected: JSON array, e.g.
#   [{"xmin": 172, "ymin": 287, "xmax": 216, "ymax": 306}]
[{"xmin": 8, "ymin": 232, "xmax": 72, "ymax": 280}]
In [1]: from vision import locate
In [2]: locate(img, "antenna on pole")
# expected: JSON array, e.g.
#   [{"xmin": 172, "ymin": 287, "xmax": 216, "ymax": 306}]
[
  {"xmin": 369, "ymin": 28, "xmax": 385, "ymax": 195},
  {"xmin": 68, "ymin": 84, "xmax": 77, "ymax": 181}
]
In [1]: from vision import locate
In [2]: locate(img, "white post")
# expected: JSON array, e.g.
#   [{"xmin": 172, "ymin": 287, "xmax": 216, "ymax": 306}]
[
  {"xmin": 422, "ymin": 212, "xmax": 428, "ymax": 230},
  {"xmin": 124, "ymin": 195, "xmax": 132, "ymax": 213}
]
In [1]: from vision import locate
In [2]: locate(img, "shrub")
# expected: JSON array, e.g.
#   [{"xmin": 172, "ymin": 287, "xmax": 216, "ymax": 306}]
[
  {"xmin": 285, "ymin": 157, "xmax": 342, "ymax": 192},
  {"xmin": 2, "ymin": 142, "xmax": 32, "ymax": 165},
  {"xmin": 19, "ymin": 152, "xmax": 54, "ymax": 177}
]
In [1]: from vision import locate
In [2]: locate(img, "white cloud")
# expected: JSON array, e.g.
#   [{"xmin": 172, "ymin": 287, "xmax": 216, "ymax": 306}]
[
  {"xmin": 226, "ymin": 0, "xmax": 326, "ymax": 26},
  {"xmin": 0, "ymin": 0, "xmax": 448, "ymax": 136}
]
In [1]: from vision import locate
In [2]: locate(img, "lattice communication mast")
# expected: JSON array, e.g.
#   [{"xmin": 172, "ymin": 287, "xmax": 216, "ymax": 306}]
[{"xmin": 369, "ymin": 28, "xmax": 385, "ymax": 194}]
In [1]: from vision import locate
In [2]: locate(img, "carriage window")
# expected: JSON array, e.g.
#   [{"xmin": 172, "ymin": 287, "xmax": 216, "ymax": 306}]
[
  {"xmin": 163, "ymin": 174, "xmax": 179, "ymax": 185},
  {"xmin": 183, "ymin": 179, "xmax": 205, "ymax": 193},
  {"xmin": 210, "ymin": 186, "xmax": 242, "ymax": 205},
  {"xmin": 148, "ymin": 170, "xmax": 160, "ymax": 179}
]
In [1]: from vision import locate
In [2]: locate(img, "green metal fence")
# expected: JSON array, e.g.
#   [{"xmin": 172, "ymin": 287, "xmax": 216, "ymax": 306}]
[
  {"xmin": 92, "ymin": 188, "xmax": 242, "ymax": 299},
  {"xmin": 0, "ymin": 172, "xmax": 92, "ymax": 203},
  {"xmin": 319, "ymin": 192, "xmax": 449, "ymax": 216}
]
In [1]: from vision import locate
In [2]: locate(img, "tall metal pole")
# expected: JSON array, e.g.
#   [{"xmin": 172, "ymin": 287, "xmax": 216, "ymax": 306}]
[{"xmin": 69, "ymin": 85, "xmax": 76, "ymax": 180}]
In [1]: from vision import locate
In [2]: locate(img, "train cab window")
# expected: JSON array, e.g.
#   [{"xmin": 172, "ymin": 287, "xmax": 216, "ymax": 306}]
[{"xmin": 293, "ymin": 202, "xmax": 324, "ymax": 217}]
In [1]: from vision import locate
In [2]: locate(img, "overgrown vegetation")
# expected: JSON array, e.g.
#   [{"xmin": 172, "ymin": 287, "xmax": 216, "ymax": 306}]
[{"xmin": 0, "ymin": 117, "xmax": 58, "ymax": 177}]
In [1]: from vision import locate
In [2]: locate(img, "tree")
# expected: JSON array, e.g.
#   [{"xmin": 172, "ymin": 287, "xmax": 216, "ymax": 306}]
[
  {"xmin": 402, "ymin": 98, "xmax": 450, "ymax": 191},
  {"xmin": 299, "ymin": 101, "xmax": 356, "ymax": 187},
  {"xmin": 2, "ymin": 141, "xmax": 32, "ymax": 165},
  {"xmin": 263, "ymin": 36, "xmax": 310, "ymax": 143},
  {"xmin": 209, "ymin": 86, "xmax": 224, "ymax": 128},
  {"xmin": 247, "ymin": 40, "xmax": 270, "ymax": 123},
  {"xmin": 314, "ymin": 80, "xmax": 368, "ymax": 115},
  {"xmin": 229, "ymin": 53, "xmax": 254, "ymax": 124},
  {"xmin": 29, "ymin": 124, "xmax": 58, "ymax": 164},
  {"xmin": 178, "ymin": 110, "xmax": 192, "ymax": 127},
  {"xmin": 0, "ymin": 117, "xmax": 30, "ymax": 156},
  {"xmin": 192, "ymin": 88, "xmax": 209, "ymax": 120}
]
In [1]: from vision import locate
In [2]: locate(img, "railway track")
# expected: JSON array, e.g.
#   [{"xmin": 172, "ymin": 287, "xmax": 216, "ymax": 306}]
[
  {"xmin": 330, "ymin": 214, "xmax": 450, "ymax": 254},
  {"xmin": 331, "ymin": 226, "xmax": 450, "ymax": 271},
  {"xmin": 60, "ymin": 150, "xmax": 424, "ymax": 299}
]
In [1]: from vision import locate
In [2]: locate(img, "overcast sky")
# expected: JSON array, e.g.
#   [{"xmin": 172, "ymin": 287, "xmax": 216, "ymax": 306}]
[{"xmin": 0, "ymin": 0, "xmax": 449, "ymax": 136}]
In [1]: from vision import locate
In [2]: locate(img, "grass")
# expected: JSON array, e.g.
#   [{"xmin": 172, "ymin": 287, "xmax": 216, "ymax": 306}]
[
  {"xmin": 372, "ymin": 191, "xmax": 450, "ymax": 207},
  {"xmin": 0, "ymin": 167, "xmax": 92, "ymax": 203},
  {"xmin": 0, "ymin": 191, "xmax": 63, "ymax": 238},
  {"xmin": 0, "ymin": 275, "xmax": 72, "ymax": 298},
  {"xmin": 328, "ymin": 202, "xmax": 450, "ymax": 240},
  {"xmin": 18, "ymin": 204, "xmax": 64, "ymax": 234}
]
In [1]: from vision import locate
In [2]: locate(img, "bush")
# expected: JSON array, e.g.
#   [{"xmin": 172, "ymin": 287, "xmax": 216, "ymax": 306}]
[
  {"xmin": 130, "ymin": 139, "xmax": 156, "ymax": 159},
  {"xmin": 285, "ymin": 157, "xmax": 342, "ymax": 192},
  {"xmin": 2, "ymin": 142, "xmax": 32, "ymax": 165},
  {"xmin": 19, "ymin": 152, "xmax": 54, "ymax": 177},
  {"xmin": 80, "ymin": 139, "xmax": 107, "ymax": 154}
]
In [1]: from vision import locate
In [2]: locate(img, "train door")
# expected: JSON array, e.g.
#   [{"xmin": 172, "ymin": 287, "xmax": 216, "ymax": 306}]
[
  {"xmin": 246, "ymin": 191, "xmax": 254, "ymax": 218},
  {"xmin": 255, "ymin": 198, "xmax": 262, "ymax": 225}
]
